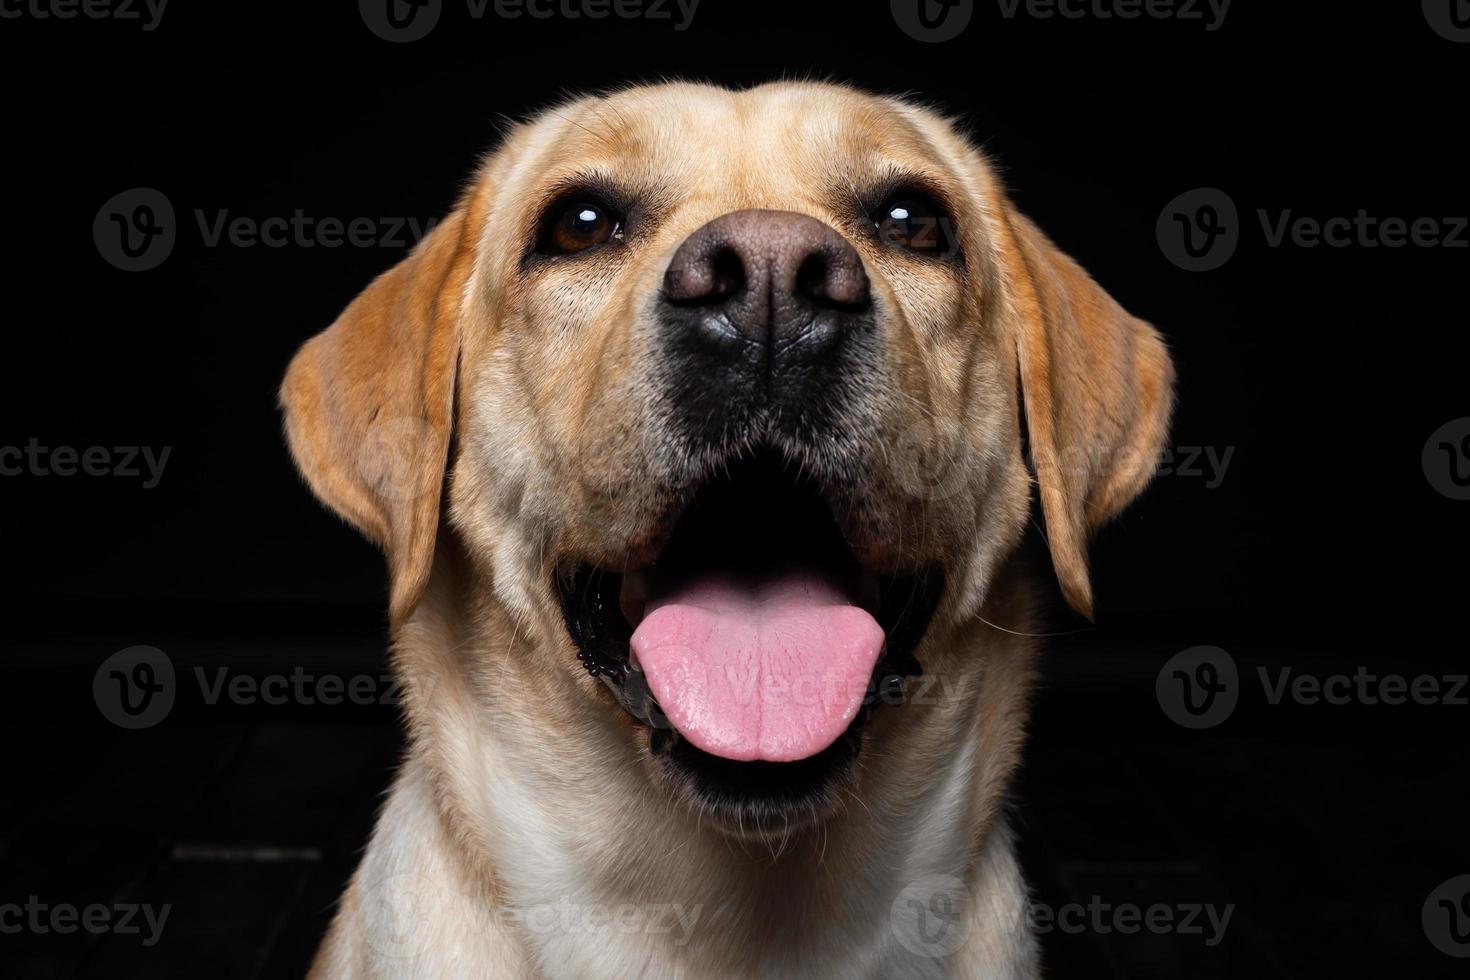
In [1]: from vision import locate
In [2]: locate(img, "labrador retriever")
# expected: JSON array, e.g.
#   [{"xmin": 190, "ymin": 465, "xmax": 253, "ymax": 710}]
[{"xmin": 281, "ymin": 80, "xmax": 1174, "ymax": 979}]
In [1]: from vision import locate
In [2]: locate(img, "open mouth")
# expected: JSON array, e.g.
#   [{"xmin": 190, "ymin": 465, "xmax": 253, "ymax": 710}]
[{"xmin": 555, "ymin": 449, "xmax": 943, "ymax": 832}]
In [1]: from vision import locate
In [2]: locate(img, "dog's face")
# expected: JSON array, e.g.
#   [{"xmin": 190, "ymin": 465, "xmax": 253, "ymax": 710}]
[{"xmin": 282, "ymin": 82, "xmax": 1172, "ymax": 838}]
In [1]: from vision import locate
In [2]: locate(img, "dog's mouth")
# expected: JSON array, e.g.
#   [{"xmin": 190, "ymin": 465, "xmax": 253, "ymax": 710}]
[{"xmin": 555, "ymin": 448, "xmax": 943, "ymax": 833}]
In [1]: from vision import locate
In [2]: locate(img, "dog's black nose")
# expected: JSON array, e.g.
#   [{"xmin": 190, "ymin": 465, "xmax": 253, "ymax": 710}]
[{"xmin": 660, "ymin": 209, "xmax": 871, "ymax": 375}]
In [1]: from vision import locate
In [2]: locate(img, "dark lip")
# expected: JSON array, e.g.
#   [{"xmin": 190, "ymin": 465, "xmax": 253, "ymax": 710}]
[
  {"xmin": 552, "ymin": 447, "xmax": 946, "ymax": 827},
  {"xmin": 650, "ymin": 724, "xmax": 861, "ymax": 837}
]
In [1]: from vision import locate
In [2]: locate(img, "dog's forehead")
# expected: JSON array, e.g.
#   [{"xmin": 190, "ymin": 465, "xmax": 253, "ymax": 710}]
[{"xmin": 518, "ymin": 83, "xmax": 957, "ymax": 200}]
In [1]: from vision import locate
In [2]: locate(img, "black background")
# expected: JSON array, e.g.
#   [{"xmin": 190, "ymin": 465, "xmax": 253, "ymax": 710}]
[{"xmin": 2, "ymin": 1, "xmax": 1467, "ymax": 978}]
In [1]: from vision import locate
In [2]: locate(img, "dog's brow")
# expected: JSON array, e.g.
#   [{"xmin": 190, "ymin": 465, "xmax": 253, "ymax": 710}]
[
  {"xmin": 849, "ymin": 166, "xmax": 956, "ymax": 210},
  {"xmin": 537, "ymin": 171, "xmax": 640, "ymax": 212},
  {"xmin": 544, "ymin": 101, "xmax": 637, "ymax": 154}
]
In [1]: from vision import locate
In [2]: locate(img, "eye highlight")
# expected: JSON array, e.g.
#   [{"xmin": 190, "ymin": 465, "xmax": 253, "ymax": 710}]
[
  {"xmin": 873, "ymin": 192, "xmax": 957, "ymax": 256},
  {"xmin": 538, "ymin": 199, "xmax": 625, "ymax": 256}
]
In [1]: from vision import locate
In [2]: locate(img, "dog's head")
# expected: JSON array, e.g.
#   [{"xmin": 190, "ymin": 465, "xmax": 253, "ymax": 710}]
[{"xmin": 282, "ymin": 81, "xmax": 1172, "ymax": 837}]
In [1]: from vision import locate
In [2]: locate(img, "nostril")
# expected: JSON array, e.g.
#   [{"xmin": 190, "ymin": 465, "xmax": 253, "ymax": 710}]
[
  {"xmin": 665, "ymin": 243, "xmax": 747, "ymax": 307},
  {"xmin": 796, "ymin": 248, "xmax": 870, "ymax": 311},
  {"xmin": 707, "ymin": 246, "xmax": 745, "ymax": 304},
  {"xmin": 795, "ymin": 252, "xmax": 829, "ymax": 307}
]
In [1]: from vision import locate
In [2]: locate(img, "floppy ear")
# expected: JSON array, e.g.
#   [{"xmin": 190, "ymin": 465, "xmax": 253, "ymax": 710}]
[
  {"xmin": 280, "ymin": 205, "xmax": 474, "ymax": 624},
  {"xmin": 996, "ymin": 206, "xmax": 1175, "ymax": 619}
]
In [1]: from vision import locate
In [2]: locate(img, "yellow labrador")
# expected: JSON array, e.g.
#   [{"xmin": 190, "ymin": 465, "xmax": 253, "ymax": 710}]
[{"xmin": 282, "ymin": 80, "xmax": 1173, "ymax": 979}]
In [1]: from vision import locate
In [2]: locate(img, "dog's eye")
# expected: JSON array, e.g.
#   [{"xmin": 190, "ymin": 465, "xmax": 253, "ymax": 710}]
[
  {"xmin": 542, "ymin": 201, "xmax": 623, "ymax": 255},
  {"xmin": 874, "ymin": 195, "xmax": 956, "ymax": 255}
]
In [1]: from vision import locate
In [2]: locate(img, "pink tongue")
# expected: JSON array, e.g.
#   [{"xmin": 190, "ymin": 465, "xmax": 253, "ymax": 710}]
[{"xmin": 630, "ymin": 573, "xmax": 885, "ymax": 762}]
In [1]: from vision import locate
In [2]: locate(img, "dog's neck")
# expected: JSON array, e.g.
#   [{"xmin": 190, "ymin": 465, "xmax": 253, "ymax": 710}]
[{"xmin": 380, "ymin": 549, "xmax": 1040, "ymax": 977}]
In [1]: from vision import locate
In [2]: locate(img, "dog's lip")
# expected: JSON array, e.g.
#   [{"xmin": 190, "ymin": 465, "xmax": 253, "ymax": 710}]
[
  {"xmin": 649, "ymin": 712, "xmax": 864, "ymax": 836},
  {"xmin": 619, "ymin": 570, "xmax": 651, "ymax": 630}
]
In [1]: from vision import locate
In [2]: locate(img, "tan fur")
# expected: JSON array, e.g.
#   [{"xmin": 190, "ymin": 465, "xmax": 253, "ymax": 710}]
[{"xmin": 281, "ymin": 80, "xmax": 1173, "ymax": 979}]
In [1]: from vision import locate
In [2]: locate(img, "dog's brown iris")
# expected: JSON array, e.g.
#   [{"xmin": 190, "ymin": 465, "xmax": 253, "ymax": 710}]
[
  {"xmin": 875, "ymin": 195, "xmax": 953, "ymax": 254},
  {"xmin": 547, "ymin": 201, "xmax": 621, "ymax": 254}
]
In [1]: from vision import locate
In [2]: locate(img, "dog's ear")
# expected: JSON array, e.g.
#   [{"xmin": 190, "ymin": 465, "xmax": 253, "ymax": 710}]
[
  {"xmin": 997, "ymin": 206, "xmax": 1175, "ymax": 619},
  {"xmin": 280, "ymin": 206, "xmax": 474, "ymax": 624}
]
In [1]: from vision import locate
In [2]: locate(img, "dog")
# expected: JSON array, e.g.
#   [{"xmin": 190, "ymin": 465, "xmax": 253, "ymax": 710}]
[{"xmin": 281, "ymin": 80, "xmax": 1173, "ymax": 979}]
